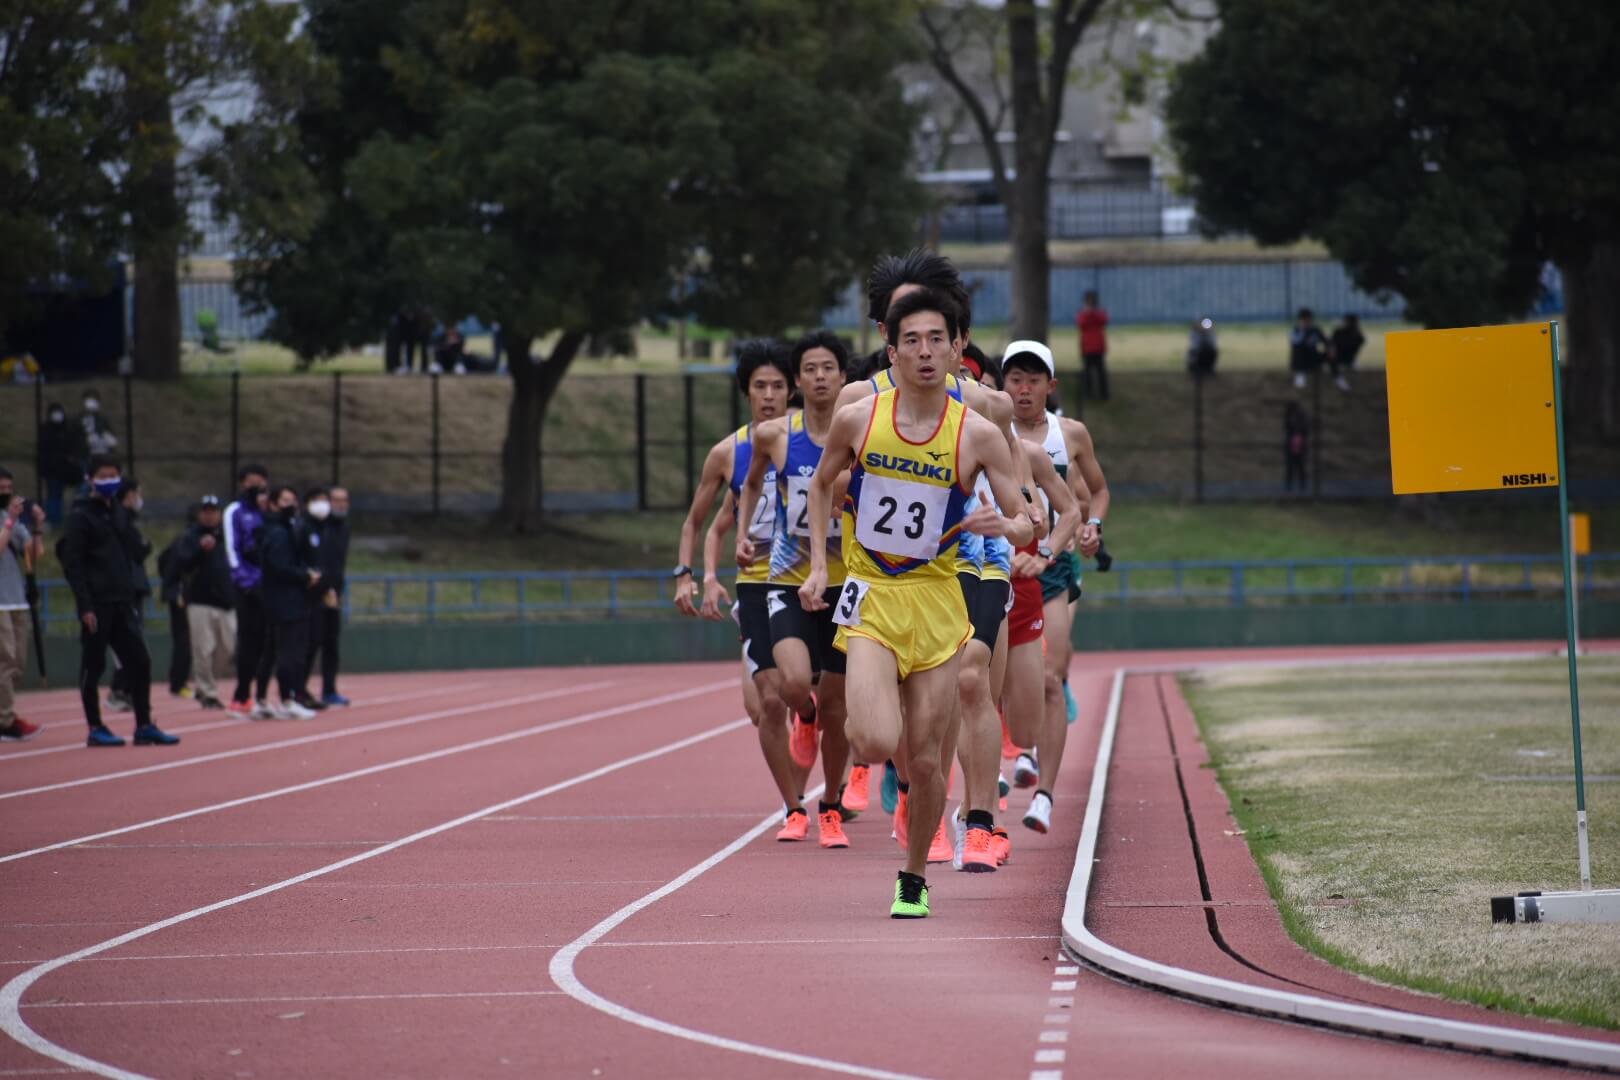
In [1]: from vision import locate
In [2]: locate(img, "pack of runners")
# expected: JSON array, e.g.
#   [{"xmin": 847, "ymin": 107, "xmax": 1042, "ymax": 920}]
[{"xmin": 673, "ymin": 250, "xmax": 1108, "ymax": 919}]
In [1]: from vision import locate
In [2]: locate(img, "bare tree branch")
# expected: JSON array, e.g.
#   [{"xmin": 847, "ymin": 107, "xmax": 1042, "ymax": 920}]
[
  {"xmin": 1044, "ymin": 0, "xmax": 1108, "ymax": 166},
  {"xmin": 917, "ymin": 7, "xmax": 1011, "ymax": 199},
  {"xmin": 1160, "ymin": 0, "xmax": 1220, "ymax": 23}
]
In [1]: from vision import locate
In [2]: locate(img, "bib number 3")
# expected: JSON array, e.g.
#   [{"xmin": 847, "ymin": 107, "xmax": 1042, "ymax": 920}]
[{"xmin": 831, "ymin": 578, "xmax": 871, "ymax": 628}]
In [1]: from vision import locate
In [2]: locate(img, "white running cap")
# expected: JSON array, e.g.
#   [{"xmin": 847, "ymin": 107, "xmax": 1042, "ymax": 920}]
[{"xmin": 1003, "ymin": 339, "xmax": 1055, "ymax": 378}]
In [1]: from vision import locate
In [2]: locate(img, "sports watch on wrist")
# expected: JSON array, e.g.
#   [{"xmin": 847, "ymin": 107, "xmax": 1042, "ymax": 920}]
[
  {"xmin": 1086, "ymin": 517, "xmax": 1103, "ymax": 533},
  {"xmin": 671, "ymin": 564, "xmax": 693, "ymax": 579}
]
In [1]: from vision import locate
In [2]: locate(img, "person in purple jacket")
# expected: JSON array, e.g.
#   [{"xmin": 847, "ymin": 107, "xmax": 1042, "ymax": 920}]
[{"xmin": 223, "ymin": 463, "xmax": 277, "ymax": 717}]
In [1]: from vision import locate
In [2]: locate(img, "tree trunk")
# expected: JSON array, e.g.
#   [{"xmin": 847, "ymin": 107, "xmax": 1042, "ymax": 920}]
[
  {"xmin": 1560, "ymin": 243, "xmax": 1620, "ymax": 440},
  {"xmin": 126, "ymin": 0, "xmax": 182, "ymax": 380},
  {"xmin": 498, "ymin": 331, "xmax": 586, "ymax": 531},
  {"xmin": 1006, "ymin": 1, "xmax": 1051, "ymax": 342}
]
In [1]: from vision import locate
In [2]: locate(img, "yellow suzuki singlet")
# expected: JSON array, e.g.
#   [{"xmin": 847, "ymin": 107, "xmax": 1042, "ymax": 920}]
[{"xmin": 833, "ymin": 391, "xmax": 973, "ymax": 678}]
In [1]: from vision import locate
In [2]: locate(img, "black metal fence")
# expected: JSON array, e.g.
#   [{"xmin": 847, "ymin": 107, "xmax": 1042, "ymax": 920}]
[{"xmin": 2, "ymin": 367, "xmax": 1614, "ymax": 518}]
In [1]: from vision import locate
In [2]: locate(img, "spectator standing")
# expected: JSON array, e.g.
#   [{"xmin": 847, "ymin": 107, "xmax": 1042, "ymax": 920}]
[
  {"xmin": 1187, "ymin": 317, "xmax": 1219, "ymax": 377},
  {"xmin": 0, "ymin": 477, "xmax": 41, "ymax": 741},
  {"xmin": 58, "ymin": 456, "xmax": 178, "ymax": 747},
  {"xmin": 1329, "ymin": 314, "xmax": 1364, "ymax": 392},
  {"xmin": 1289, "ymin": 308, "xmax": 1328, "ymax": 389},
  {"xmin": 225, "ymin": 464, "xmax": 275, "ymax": 717},
  {"xmin": 77, "ymin": 389, "xmax": 118, "ymax": 461},
  {"xmin": 37, "ymin": 403, "xmax": 86, "ymax": 527},
  {"xmin": 1076, "ymin": 290, "xmax": 1110, "ymax": 401},
  {"xmin": 105, "ymin": 479, "xmax": 152, "ymax": 713},
  {"xmin": 176, "ymin": 495, "xmax": 234, "ymax": 709},
  {"xmin": 1284, "ymin": 402, "xmax": 1310, "ymax": 493},
  {"xmin": 260, "ymin": 486, "xmax": 321, "ymax": 720},
  {"xmin": 303, "ymin": 485, "xmax": 351, "ymax": 707},
  {"xmin": 157, "ymin": 503, "xmax": 199, "ymax": 700}
]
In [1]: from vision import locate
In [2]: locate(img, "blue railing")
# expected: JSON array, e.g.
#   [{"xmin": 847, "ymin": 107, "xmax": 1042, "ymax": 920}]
[{"xmin": 28, "ymin": 554, "xmax": 1618, "ymax": 629}]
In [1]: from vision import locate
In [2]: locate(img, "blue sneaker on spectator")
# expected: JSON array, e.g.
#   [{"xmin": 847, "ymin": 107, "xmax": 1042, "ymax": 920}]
[
  {"xmin": 132, "ymin": 724, "xmax": 180, "ymax": 746},
  {"xmin": 880, "ymin": 759, "xmax": 900, "ymax": 815},
  {"xmin": 321, "ymin": 693, "xmax": 351, "ymax": 707},
  {"xmin": 86, "ymin": 726, "xmax": 126, "ymax": 748}
]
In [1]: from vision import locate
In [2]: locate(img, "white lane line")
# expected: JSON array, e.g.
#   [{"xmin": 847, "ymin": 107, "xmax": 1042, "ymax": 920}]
[
  {"xmin": 0, "ymin": 682, "xmax": 484, "ymax": 763},
  {"xmin": 0, "ymin": 714, "xmax": 752, "ymax": 1080},
  {"xmin": 1037, "ymin": 1031, "xmax": 1068, "ymax": 1044},
  {"xmin": 293, "ymin": 880, "xmax": 667, "ymax": 889},
  {"xmin": 26, "ymin": 991, "xmax": 564, "ymax": 1009},
  {"xmin": 0, "ymin": 934, "xmax": 1055, "ymax": 968},
  {"xmin": 0, "ymin": 680, "xmax": 612, "ymax": 798},
  {"xmin": 549, "ymin": 794, "xmax": 935, "ymax": 1080},
  {"xmin": 1053, "ymin": 965, "xmax": 1078, "ymax": 975},
  {"xmin": 70, "ymin": 841, "xmax": 387, "ymax": 850},
  {"xmin": 1049, "ymin": 981, "xmax": 1076, "ymax": 992},
  {"xmin": 1034, "ymin": 1049, "xmax": 1066, "ymax": 1063},
  {"xmin": 0, "ymin": 679, "xmax": 732, "ymax": 865}
]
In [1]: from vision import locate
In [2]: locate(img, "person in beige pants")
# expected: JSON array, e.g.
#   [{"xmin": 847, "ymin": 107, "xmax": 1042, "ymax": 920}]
[
  {"xmin": 0, "ymin": 470, "xmax": 44, "ymax": 740},
  {"xmin": 173, "ymin": 496, "xmax": 237, "ymax": 709}
]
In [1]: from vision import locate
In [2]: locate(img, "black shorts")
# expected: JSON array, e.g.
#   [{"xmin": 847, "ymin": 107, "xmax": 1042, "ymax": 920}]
[
  {"xmin": 766, "ymin": 585, "xmax": 845, "ymax": 676},
  {"xmin": 734, "ymin": 583, "xmax": 776, "ymax": 676},
  {"xmin": 958, "ymin": 572, "xmax": 1009, "ymax": 652}
]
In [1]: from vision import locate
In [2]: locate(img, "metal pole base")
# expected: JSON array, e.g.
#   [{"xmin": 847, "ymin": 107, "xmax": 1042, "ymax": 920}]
[{"xmin": 1491, "ymin": 889, "xmax": 1620, "ymax": 925}]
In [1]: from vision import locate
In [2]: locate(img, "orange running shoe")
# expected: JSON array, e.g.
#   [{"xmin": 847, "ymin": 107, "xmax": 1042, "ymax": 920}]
[
  {"xmin": 926, "ymin": 819, "xmax": 953, "ymax": 864},
  {"xmin": 818, "ymin": 808, "xmax": 850, "ymax": 849},
  {"xmin": 844, "ymin": 764, "xmax": 872, "ymax": 812},
  {"xmin": 789, "ymin": 713, "xmax": 819, "ymax": 770},
  {"xmin": 961, "ymin": 826, "xmax": 998, "ymax": 873},
  {"xmin": 893, "ymin": 791, "xmax": 909, "ymax": 848},
  {"xmin": 776, "ymin": 809, "xmax": 809, "ymax": 842},
  {"xmin": 1001, "ymin": 712, "xmax": 1021, "ymax": 760},
  {"xmin": 991, "ymin": 828, "xmax": 1012, "ymax": 865}
]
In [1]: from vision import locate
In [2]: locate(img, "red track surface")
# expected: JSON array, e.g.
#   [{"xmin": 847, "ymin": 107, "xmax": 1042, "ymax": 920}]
[{"xmin": 1, "ymin": 645, "xmax": 1612, "ymax": 1079}]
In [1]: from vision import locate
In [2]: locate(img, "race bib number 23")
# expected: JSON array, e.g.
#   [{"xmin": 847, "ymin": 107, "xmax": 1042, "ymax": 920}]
[{"xmin": 830, "ymin": 578, "xmax": 871, "ymax": 628}]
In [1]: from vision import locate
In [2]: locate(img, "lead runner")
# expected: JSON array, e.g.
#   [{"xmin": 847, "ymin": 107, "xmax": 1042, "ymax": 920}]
[{"xmin": 798, "ymin": 288, "xmax": 1034, "ymax": 919}]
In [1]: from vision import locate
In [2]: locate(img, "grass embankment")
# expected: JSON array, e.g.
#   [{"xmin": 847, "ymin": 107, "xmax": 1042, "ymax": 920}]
[{"xmin": 1184, "ymin": 657, "xmax": 1620, "ymax": 1030}]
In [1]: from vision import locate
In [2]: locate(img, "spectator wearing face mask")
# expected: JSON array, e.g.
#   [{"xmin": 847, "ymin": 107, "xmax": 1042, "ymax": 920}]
[
  {"xmin": 175, "ymin": 495, "xmax": 235, "ymax": 709},
  {"xmin": 301, "ymin": 486, "xmax": 351, "ymax": 707},
  {"xmin": 58, "ymin": 456, "xmax": 177, "ymax": 747},
  {"xmin": 104, "ymin": 479, "xmax": 151, "ymax": 715},
  {"xmin": 37, "ymin": 402, "xmax": 86, "ymax": 527},
  {"xmin": 77, "ymin": 390, "xmax": 118, "ymax": 464},
  {"xmin": 224, "ymin": 464, "xmax": 275, "ymax": 718},
  {"xmin": 260, "ymin": 486, "xmax": 322, "ymax": 720}
]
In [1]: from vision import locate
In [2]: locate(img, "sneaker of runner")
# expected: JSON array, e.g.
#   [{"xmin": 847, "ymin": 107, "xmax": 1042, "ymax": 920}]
[
  {"xmin": 671, "ymin": 339, "xmax": 811, "ymax": 834},
  {"xmin": 1003, "ymin": 340, "xmax": 1109, "ymax": 833},
  {"xmin": 797, "ymin": 289, "xmax": 1033, "ymax": 918},
  {"xmin": 736, "ymin": 330, "xmax": 854, "ymax": 847}
]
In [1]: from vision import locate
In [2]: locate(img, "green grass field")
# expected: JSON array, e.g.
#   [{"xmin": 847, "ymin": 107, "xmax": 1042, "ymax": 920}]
[{"xmin": 1184, "ymin": 656, "xmax": 1620, "ymax": 1029}]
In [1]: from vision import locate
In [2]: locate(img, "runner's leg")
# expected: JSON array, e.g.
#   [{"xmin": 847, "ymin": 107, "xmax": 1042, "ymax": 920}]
[{"xmin": 900, "ymin": 656, "xmax": 961, "ymax": 879}]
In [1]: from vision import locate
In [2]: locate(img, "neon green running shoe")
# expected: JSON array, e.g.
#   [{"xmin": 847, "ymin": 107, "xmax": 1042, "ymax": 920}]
[{"xmin": 890, "ymin": 874, "xmax": 929, "ymax": 919}]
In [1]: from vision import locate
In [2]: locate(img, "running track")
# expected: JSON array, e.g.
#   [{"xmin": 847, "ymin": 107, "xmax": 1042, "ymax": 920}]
[{"xmin": 0, "ymin": 647, "xmax": 1614, "ymax": 1079}]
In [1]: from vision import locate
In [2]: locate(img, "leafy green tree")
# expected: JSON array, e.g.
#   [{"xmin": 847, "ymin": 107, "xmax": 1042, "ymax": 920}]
[
  {"xmin": 1168, "ymin": 0, "xmax": 1620, "ymax": 435},
  {"xmin": 222, "ymin": 0, "xmax": 922, "ymax": 529},
  {"xmin": 0, "ymin": 2, "xmax": 124, "ymax": 350}
]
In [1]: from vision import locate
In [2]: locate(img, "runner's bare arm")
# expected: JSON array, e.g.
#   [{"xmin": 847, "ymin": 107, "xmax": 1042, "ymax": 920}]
[
  {"xmin": 1061, "ymin": 418, "xmax": 1109, "ymax": 557},
  {"xmin": 735, "ymin": 416, "xmax": 787, "ymax": 568},
  {"xmin": 834, "ymin": 379, "xmax": 874, "ymax": 415},
  {"xmin": 960, "ymin": 412, "xmax": 1034, "ymax": 549},
  {"xmin": 699, "ymin": 491, "xmax": 736, "ymax": 621},
  {"xmin": 967, "ymin": 381, "xmax": 1039, "ymax": 528},
  {"xmin": 1027, "ymin": 442, "xmax": 1084, "ymax": 556},
  {"xmin": 800, "ymin": 400, "xmax": 869, "ymax": 612},
  {"xmin": 675, "ymin": 438, "xmax": 733, "ymax": 616}
]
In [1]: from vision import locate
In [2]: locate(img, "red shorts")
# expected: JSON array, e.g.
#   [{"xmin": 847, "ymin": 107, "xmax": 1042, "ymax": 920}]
[{"xmin": 1008, "ymin": 574, "xmax": 1045, "ymax": 647}]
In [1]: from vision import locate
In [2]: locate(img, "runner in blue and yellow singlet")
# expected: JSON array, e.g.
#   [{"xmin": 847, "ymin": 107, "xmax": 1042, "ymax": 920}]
[
  {"xmin": 672, "ymin": 341, "xmax": 813, "ymax": 824},
  {"xmin": 799, "ymin": 288, "xmax": 1034, "ymax": 920},
  {"xmin": 735, "ymin": 331, "xmax": 853, "ymax": 848}
]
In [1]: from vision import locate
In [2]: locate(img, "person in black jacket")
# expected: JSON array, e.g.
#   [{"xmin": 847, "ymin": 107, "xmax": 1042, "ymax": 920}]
[
  {"xmin": 157, "ymin": 503, "xmax": 198, "ymax": 700},
  {"xmin": 175, "ymin": 495, "xmax": 235, "ymax": 709},
  {"xmin": 260, "ymin": 486, "xmax": 322, "ymax": 720},
  {"xmin": 36, "ymin": 402, "xmax": 85, "ymax": 527},
  {"xmin": 301, "ymin": 485, "xmax": 351, "ymax": 707},
  {"xmin": 105, "ymin": 478, "xmax": 152, "ymax": 714},
  {"xmin": 58, "ymin": 457, "xmax": 178, "ymax": 747}
]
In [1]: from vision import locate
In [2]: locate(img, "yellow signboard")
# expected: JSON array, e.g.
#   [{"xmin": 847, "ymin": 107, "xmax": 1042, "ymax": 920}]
[
  {"xmin": 1571, "ymin": 512, "xmax": 1591, "ymax": 556},
  {"xmin": 1385, "ymin": 323, "xmax": 1559, "ymax": 495}
]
